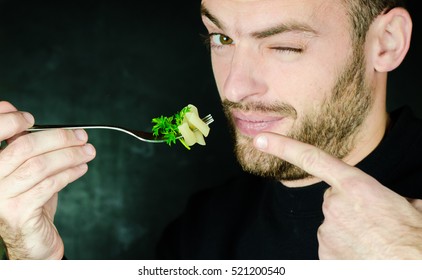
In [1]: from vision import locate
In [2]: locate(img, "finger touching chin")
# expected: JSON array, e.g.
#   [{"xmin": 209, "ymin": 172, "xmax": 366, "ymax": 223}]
[{"xmin": 253, "ymin": 132, "xmax": 297, "ymax": 162}]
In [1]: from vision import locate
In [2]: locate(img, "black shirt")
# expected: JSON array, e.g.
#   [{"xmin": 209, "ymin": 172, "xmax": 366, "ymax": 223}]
[{"xmin": 157, "ymin": 106, "xmax": 422, "ymax": 259}]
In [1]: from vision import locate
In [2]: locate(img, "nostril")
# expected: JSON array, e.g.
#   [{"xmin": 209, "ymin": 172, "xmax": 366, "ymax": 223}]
[{"xmin": 223, "ymin": 71, "xmax": 268, "ymax": 103}]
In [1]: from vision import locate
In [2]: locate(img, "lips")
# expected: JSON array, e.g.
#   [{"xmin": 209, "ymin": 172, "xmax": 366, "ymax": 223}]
[{"xmin": 231, "ymin": 110, "xmax": 284, "ymax": 137}]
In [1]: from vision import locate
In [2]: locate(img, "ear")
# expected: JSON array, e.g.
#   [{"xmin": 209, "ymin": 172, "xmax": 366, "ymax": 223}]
[{"xmin": 370, "ymin": 7, "xmax": 412, "ymax": 72}]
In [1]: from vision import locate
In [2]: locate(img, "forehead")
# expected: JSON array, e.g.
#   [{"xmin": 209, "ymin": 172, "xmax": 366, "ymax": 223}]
[{"xmin": 201, "ymin": 0, "xmax": 349, "ymax": 36}]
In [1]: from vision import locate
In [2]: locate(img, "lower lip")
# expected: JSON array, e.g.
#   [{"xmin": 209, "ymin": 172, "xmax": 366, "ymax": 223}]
[{"xmin": 234, "ymin": 117, "xmax": 282, "ymax": 137}]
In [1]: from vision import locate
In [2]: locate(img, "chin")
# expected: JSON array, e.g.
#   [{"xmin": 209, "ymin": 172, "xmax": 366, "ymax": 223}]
[{"xmin": 233, "ymin": 133, "xmax": 310, "ymax": 181}]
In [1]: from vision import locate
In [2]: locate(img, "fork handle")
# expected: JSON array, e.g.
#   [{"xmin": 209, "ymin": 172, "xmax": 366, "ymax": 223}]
[
  {"xmin": 27, "ymin": 125, "xmax": 146, "ymax": 136},
  {"xmin": 28, "ymin": 125, "xmax": 124, "ymax": 131}
]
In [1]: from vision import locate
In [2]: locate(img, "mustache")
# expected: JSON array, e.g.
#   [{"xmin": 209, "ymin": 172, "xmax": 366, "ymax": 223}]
[{"xmin": 221, "ymin": 99, "xmax": 298, "ymax": 119}]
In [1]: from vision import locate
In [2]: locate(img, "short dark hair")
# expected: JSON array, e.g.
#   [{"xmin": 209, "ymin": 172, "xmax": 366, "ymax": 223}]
[{"xmin": 345, "ymin": 0, "xmax": 407, "ymax": 44}]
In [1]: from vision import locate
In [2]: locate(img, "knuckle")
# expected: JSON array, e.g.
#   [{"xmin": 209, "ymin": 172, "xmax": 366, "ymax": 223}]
[
  {"xmin": 0, "ymin": 113, "xmax": 26, "ymax": 140},
  {"xmin": 342, "ymin": 176, "xmax": 368, "ymax": 195},
  {"xmin": 298, "ymin": 148, "xmax": 321, "ymax": 172},
  {"xmin": 34, "ymin": 177, "xmax": 56, "ymax": 195},
  {"xmin": 0, "ymin": 135, "xmax": 34, "ymax": 162},
  {"xmin": 4, "ymin": 113, "xmax": 21, "ymax": 131},
  {"xmin": 321, "ymin": 192, "xmax": 339, "ymax": 219},
  {"xmin": 35, "ymin": 173, "xmax": 71, "ymax": 197},
  {"xmin": 317, "ymin": 224, "xmax": 325, "ymax": 239},
  {"xmin": 322, "ymin": 198, "xmax": 335, "ymax": 216},
  {"xmin": 323, "ymin": 187, "xmax": 332, "ymax": 201},
  {"xmin": 62, "ymin": 148, "xmax": 78, "ymax": 163},
  {"xmin": 54, "ymin": 129, "xmax": 73, "ymax": 145},
  {"xmin": 18, "ymin": 157, "xmax": 48, "ymax": 180}
]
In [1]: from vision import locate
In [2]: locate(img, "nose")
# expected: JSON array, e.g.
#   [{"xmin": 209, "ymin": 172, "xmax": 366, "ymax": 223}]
[{"xmin": 222, "ymin": 46, "xmax": 268, "ymax": 103}]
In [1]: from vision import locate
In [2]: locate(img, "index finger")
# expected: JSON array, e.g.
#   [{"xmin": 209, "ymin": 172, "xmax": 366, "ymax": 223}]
[{"xmin": 253, "ymin": 132, "xmax": 366, "ymax": 187}]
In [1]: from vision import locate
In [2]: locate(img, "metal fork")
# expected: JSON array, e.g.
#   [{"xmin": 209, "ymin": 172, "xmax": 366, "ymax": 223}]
[{"xmin": 27, "ymin": 114, "xmax": 214, "ymax": 143}]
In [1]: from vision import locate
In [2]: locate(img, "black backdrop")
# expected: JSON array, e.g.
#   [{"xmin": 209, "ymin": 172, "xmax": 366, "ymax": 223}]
[{"xmin": 0, "ymin": 0, "xmax": 420, "ymax": 259}]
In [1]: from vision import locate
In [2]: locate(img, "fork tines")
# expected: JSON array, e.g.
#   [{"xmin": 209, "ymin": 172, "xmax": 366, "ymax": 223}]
[{"xmin": 202, "ymin": 114, "xmax": 214, "ymax": 125}]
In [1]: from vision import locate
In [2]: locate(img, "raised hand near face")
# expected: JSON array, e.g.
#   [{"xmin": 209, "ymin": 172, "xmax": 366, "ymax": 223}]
[{"xmin": 254, "ymin": 132, "xmax": 422, "ymax": 259}]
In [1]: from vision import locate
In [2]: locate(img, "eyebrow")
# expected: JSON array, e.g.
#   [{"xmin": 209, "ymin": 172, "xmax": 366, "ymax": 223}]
[
  {"xmin": 201, "ymin": 5, "xmax": 224, "ymax": 30},
  {"xmin": 201, "ymin": 4, "xmax": 318, "ymax": 39},
  {"xmin": 251, "ymin": 23, "xmax": 318, "ymax": 39}
]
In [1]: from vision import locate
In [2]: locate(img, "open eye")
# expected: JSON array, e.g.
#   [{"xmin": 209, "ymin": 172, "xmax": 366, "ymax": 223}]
[{"xmin": 210, "ymin": 33, "xmax": 234, "ymax": 46}]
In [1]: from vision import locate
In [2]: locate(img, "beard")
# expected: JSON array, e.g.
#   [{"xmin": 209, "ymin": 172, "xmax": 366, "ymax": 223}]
[{"xmin": 222, "ymin": 47, "xmax": 373, "ymax": 182}]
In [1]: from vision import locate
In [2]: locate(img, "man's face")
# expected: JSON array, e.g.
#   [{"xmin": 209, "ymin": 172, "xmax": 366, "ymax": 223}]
[{"xmin": 201, "ymin": 0, "xmax": 373, "ymax": 181}]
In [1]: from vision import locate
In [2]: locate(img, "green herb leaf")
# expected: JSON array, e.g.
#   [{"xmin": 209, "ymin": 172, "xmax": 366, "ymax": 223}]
[{"xmin": 151, "ymin": 105, "xmax": 191, "ymax": 148}]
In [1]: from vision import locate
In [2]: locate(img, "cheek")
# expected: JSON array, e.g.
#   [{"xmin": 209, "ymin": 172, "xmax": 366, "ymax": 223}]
[
  {"xmin": 268, "ymin": 67, "xmax": 325, "ymax": 107},
  {"xmin": 281, "ymin": 63, "xmax": 333, "ymax": 103}
]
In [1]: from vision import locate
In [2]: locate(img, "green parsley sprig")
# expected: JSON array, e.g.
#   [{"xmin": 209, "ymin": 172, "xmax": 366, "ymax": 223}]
[{"xmin": 151, "ymin": 106, "xmax": 191, "ymax": 149}]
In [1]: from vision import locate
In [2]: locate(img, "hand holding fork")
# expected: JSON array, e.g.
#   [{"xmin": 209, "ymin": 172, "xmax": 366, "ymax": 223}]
[{"xmin": 0, "ymin": 101, "xmax": 95, "ymax": 259}]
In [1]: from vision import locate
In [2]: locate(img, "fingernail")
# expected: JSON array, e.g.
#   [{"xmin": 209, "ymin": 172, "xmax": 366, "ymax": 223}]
[
  {"xmin": 22, "ymin": 112, "xmax": 34, "ymax": 124},
  {"xmin": 83, "ymin": 144, "xmax": 96, "ymax": 156},
  {"xmin": 74, "ymin": 129, "xmax": 88, "ymax": 141},
  {"xmin": 255, "ymin": 135, "xmax": 268, "ymax": 150}
]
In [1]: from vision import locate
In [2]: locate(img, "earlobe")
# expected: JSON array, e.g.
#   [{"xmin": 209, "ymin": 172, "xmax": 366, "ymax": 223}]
[{"xmin": 372, "ymin": 8, "xmax": 412, "ymax": 72}]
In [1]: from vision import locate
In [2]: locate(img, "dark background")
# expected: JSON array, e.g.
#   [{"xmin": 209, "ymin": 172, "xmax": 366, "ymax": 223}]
[{"xmin": 0, "ymin": 0, "xmax": 420, "ymax": 259}]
